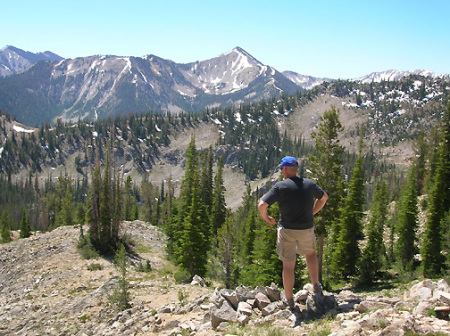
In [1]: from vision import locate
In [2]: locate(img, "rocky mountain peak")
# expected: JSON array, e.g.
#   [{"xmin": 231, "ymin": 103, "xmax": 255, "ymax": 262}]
[{"xmin": 0, "ymin": 45, "xmax": 63, "ymax": 77}]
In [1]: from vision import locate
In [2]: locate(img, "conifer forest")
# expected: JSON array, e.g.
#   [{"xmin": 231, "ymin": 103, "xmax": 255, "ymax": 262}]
[{"xmin": 0, "ymin": 76, "xmax": 449, "ymax": 291}]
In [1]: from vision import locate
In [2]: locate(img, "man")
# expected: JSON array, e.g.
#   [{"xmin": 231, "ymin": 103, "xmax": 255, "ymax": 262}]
[{"xmin": 258, "ymin": 156, "xmax": 328, "ymax": 310}]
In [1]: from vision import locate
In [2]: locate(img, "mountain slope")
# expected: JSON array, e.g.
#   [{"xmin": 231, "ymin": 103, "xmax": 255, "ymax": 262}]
[
  {"xmin": 282, "ymin": 70, "xmax": 333, "ymax": 90},
  {"xmin": 0, "ymin": 47, "xmax": 302, "ymax": 126},
  {"xmin": 0, "ymin": 45, "xmax": 63, "ymax": 77}
]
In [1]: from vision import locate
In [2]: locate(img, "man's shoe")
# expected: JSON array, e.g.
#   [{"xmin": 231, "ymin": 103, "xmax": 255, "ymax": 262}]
[
  {"xmin": 284, "ymin": 297, "xmax": 295, "ymax": 310},
  {"xmin": 313, "ymin": 282, "xmax": 323, "ymax": 296}
]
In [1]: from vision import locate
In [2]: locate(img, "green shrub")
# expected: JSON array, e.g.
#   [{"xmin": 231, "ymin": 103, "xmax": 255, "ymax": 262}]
[
  {"xmin": 80, "ymin": 245, "xmax": 99, "ymax": 260},
  {"xmin": 87, "ymin": 263, "xmax": 103, "ymax": 271},
  {"xmin": 136, "ymin": 260, "xmax": 152, "ymax": 272},
  {"xmin": 174, "ymin": 269, "xmax": 191, "ymax": 284}
]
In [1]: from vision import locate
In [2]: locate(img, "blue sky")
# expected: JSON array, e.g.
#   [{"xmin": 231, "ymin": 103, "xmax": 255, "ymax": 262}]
[{"xmin": 3, "ymin": 0, "xmax": 449, "ymax": 79}]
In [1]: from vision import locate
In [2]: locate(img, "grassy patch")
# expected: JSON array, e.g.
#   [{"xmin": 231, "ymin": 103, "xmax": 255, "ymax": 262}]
[{"xmin": 87, "ymin": 263, "xmax": 103, "ymax": 271}]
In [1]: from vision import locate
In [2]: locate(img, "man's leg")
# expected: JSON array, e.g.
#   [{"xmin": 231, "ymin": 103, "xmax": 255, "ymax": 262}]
[
  {"xmin": 305, "ymin": 251, "xmax": 319, "ymax": 286},
  {"xmin": 282, "ymin": 260, "xmax": 296, "ymax": 300}
]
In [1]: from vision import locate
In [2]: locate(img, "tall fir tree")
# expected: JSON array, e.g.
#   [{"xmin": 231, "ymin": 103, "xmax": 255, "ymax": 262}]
[
  {"xmin": 309, "ymin": 105, "xmax": 346, "ymax": 282},
  {"xmin": 242, "ymin": 202, "xmax": 282, "ymax": 287},
  {"xmin": 358, "ymin": 179, "xmax": 389, "ymax": 284},
  {"xmin": 175, "ymin": 168, "xmax": 208, "ymax": 277},
  {"xmin": 19, "ymin": 208, "xmax": 32, "ymax": 238},
  {"xmin": 421, "ymin": 103, "xmax": 450, "ymax": 277},
  {"xmin": 210, "ymin": 156, "xmax": 227, "ymax": 238},
  {"xmin": 1, "ymin": 210, "xmax": 11, "ymax": 243},
  {"xmin": 56, "ymin": 187, "xmax": 75, "ymax": 227},
  {"xmin": 213, "ymin": 214, "xmax": 237, "ymax": 288},
  {"xmin": 395, "ymin": 165, "xmax": 419, "ymax": 271},
  {"xmin": 86, "ymin": 163, "xmax": 101, "ymax": 248},
  {"xmin": 331, "ymin": 133, "xmax": 365, "ymax": 279},
  {"xmin": 200, "ymin": 146, "xmax": 214, "ymax": 216},
  {"xmin": 412, "ymin": 131, "xmax": 428, "ymax": 195}
]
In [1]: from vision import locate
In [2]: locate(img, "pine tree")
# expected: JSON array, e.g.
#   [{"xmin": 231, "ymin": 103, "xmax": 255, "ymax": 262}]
[
  {"xmin": 331, "ymin": 146, "xmax": 365, "ymax": 279},
  {"xmin": 412, "ymin": 131, "xmax": 428, "ymax": 195},
  {"xmin": 19, "ymin": 208, "xmax": 31, "ymax": 238},
  {"xmin": 358, "ymin": 179, "xmax": 388, "ymax": 284},
  {"xmin": 421, "ymin": 103, "xmax": 450, "ymax": 277},
  {"xmin": 210, "ymin": 156, "xmax": 227, "ymax": 238},
  {"xmin": 309, "ymin": 105, "xmax": 346, "ymax": 282},
  {"xmin": 200, "ymin": 146, "xmax": 214, "ymax": 215},
  {"xmin": 242, "ymin": 202, "xmax": 282, "ymax": 287},
  {"xmin": 214, "ymin": 214, "xmax": 237, "ymax": 288},
  {"xmin": 110, "ymin": 244, "xmax": 131, "ymax": 311},
  {"xmin": 87, "ymin": 163, "xmax": 101, "ymax": 248},
  {"xmin": 1, "ymin": 210, "xmax": 11, "ymax": 243},
  {"xmin": 124, "ymin": 176, "xmax": 134, "ymax": 221},
  {"xmin": 171, "ymin": 136, "xmax": 209, "ymax": 277},
  {"xmin": 395, "ymin": 165, "xmax": 419, "ymax": 271},
  {"xmin": 56, "ymin": 187, "xmax": 75, "ymax": 226},
  {"xmin": 176, "ymin": 168, "xmax": 208, "ymax": 277}
]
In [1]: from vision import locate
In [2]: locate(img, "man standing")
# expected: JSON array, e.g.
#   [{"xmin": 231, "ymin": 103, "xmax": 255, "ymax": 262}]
[{"xmin": 258, "ymin": 156, "xmax": 328, "ymax": 309}]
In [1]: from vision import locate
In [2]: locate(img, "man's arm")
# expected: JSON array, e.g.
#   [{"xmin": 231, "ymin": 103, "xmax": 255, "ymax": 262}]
[
  {"xmin": 258, "ymin": 199, "xmax": 277, "ymax": 227},
  {"xmin": 312, "ymin": 192, "xmax": 328, "ymax": 215}
]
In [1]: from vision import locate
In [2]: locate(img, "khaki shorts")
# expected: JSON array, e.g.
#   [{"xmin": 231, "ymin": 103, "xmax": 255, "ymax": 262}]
[{"xmin": 276, "ymin": 227, "xmax": 316, "ymax": 262}]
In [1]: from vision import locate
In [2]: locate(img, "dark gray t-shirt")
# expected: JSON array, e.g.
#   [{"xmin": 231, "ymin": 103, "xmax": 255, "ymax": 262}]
[{"xmin": 261, "ymin": 176, "xmax": 325, "ymax": 230}]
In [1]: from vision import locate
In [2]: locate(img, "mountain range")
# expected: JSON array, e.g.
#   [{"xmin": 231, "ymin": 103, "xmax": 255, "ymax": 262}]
[{"xmin": 0, "ymin": 45, "xmax": 448, "ymax": 127}]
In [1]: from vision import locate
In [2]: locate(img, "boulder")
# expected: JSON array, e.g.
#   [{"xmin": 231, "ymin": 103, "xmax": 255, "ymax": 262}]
[
  {"xmin": 210, "ymin": 299, "xmax": 236, "ymax": 329},
  {"xmin": 294, "ymin": 289, "xmax": 309, "ymax": 302},
  {"xmin": 266, "ymin": 283, "xmax": 281, "ymax": 302},
  {"xmin": 255, "ymin": 292, "xmax": 271, "ymax": 310},
  {"xmin": 190, "ymin": 275, "xmax": 206, "ymax": 287},
  {"xmin": 220, "ymin": 289, "xmax": 239, "ymax": 309},
  {"xmin": 237, "ymin": 301, "xmax": 253, "ymax": 316},
  {"xmin": 236, "ymin": 285, "xmax": 255, "ymax": 302}
]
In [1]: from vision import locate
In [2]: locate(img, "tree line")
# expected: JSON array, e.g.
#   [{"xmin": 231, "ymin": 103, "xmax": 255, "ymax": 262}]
[{"xmin": 0, "ymin": 92, "xmax": 448, "ymax": 291}]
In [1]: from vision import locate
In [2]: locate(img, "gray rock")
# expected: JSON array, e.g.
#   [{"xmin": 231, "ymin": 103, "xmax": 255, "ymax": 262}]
[
  {"xmin": 261, "ymin": 302, "xmax": 281, "ymax": 317},
  {"xmin": 294, "ymin": 289, "xmax": 309, "ymax": 302},
  {"xmin": 236, "ymin": 285, "xmax": 255, "ymax": 302},
  {"xmin": 413, "ymin": 301, "xmax": 434, "ymax": 317},
  {"xmin": 255, "ymin": 292, "xmax": 271, "ymax": 310},
  {"xmin": 237, "ymin": 301, "xmax": 252, "ymax": 316},
  {"xmin": 266, "ymin": 283, "xmax": 281, "ymax": 302},
  {"xmin": 355, "ymin": 300, "xmax": 393, "ymax": 313},
  {"xmin": 190, "ymin": 275, "xmax": 206, "ymax": 287},
  {"xmin": 220, "ymin": 288, "xmax": 239, "ymax": 309},
  {"xmin": 210, "ymin": 298, "xmax": 236, "ymax": 329}
]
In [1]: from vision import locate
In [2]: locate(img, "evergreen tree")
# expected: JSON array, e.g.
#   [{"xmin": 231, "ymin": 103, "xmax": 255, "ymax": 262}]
[
  {"xmin": 421, "ymin": 103, "xmax": 450, "ymax": 277},
  {"xmin": 412, "ymin": 131, "xmax": 428, "ymax": 195},
  {"xmin": 56, "ymin": 187, "xmax": 75, "ymax": 226},
  {"xmin": 110, "ymin": 244, "xmax": 131, "ymax": 311},
  {"xmin": 331, "ymin": 138, "xmax": 365, "ymax": 279},
  {"xmin": 213, "ymin": 214, "xmax": 238, "ymax": 288},
  {"xmin": 175, "ymin": 168, "xmax": 208, "ymax": 277},
  {"xmin": 200, "ymin": 146, "xmax": 214, "ymax": 215},
  {"xmin": 309, "ymin": 105, "xmax": 346, "ymax": 282},
  {"xmin": 171, "ymin": 136, "xmax": 209, "ymax": 277},
  {"xmin": 242, "ymin": 202, "xmax": 282, "ymax": 287},
  {"xmin": 87, "ymin": 163, "xmax": 101, "ymax": 248},
  {"xmin": 358, "ymin": 179, "xmax": 389, "ymax": 284},
  {"xmin": 210, "ymin": 156, "xmax": 227, "ymax": 238},
  {"xmin": 241, "ymin": 187, "xmax": 258, "ymax": 266},
  {"xmin": 124, "ymin": 176, "xmax": 135, "ymax": 221},
  {"xmin": 395, "ymin": 165, "xmax": 419, "ymax": 271},
  {"xmin": 19, "ymin": 208, "xmax": 31, "ymax": 238},
  {"xmin": 1, "ymin": 210, "xmax": 11, "ymax": 243}
]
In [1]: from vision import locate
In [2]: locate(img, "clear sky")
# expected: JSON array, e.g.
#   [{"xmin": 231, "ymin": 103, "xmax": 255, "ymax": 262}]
[{"xmin": 3, "ymin": 0, "xmax": 449, "ymax": 79}]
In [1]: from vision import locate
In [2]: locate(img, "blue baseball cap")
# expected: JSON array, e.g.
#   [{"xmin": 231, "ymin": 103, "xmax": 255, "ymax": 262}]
[{"xmin": 279, "ymin": 156, "xmax": 299, "ymax": 168}]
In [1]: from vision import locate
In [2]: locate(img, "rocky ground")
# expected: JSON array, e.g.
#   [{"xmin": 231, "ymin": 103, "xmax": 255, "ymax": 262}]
[{"xmin": 0, "ymin": 221, "xmax": 449, "ymax": 336}]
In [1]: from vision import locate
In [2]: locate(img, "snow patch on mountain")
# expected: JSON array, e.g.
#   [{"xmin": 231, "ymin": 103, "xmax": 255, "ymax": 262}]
[{"xmin": 354, "ymin": 69, "xmax": 448, "ymax": 83}]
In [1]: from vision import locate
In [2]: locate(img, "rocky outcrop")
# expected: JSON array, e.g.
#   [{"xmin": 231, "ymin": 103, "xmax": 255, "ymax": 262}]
[{"xmin": 1, "ymin": 223, "xmax": 449, "ymax": 336}]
